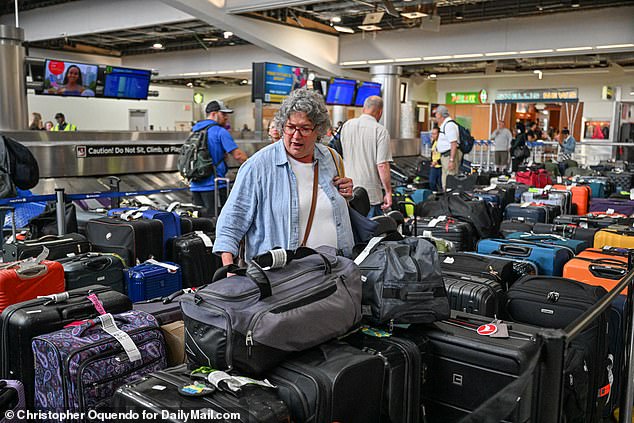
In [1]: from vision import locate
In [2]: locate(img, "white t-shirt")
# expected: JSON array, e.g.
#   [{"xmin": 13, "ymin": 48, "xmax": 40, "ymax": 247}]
[
  {"xmin": 288, "ymin": 156, "xmax": 338, "ymax": 250},
  {"xmin": 438, "ymin": 119, "xmax": 459, "ymax": 153},
  {"xmin": 490, "ymin": 127, "xmax": 513, "ymax": 151},
  {"xmin": 340, "ymin": 114, "xmax": 393, "ymax": 205}
]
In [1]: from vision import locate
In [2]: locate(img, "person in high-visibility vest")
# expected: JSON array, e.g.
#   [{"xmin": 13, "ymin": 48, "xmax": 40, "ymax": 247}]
[{"xmin": 52, "ymin": 113, "xmax": 77, "ymax": 131}]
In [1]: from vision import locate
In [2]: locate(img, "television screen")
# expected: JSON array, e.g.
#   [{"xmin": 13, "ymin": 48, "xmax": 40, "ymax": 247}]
[
  {"xmin": 262, "ymin": 63, "xmax": 308, "ymax": 103},
  {"xmin": 43, "ymin": 60, "xmax": 98, "ymax": 97},
  {"xmin": 354, "ymin": 81, "xmax": 382, "ymax": 107},
  {"xmin": 326, "ymin": 78, "xmax": 356, "ymax": 106},
  {"xmin": 103, "ymin": 66, "xmax": 152, "ymax": 100}
]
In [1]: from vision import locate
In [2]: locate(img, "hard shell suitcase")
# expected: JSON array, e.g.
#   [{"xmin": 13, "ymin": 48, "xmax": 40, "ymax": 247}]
[
  {"xmin": 0, "ymin": 285, "xmax": 131, "ymax": 408},
  {"xmin": 344, "ymin": 331, "xmax": 423, "ymax": 423},
  {"xmin": 594, "ymin": 226, "xmax": 634, "ymax": 249},
  {"xmin": 111, "ymin": 364, "xmax": 291, "ymax": 423},
  {"xmin": 265, "ymin": 341, "xmax": 384, "ymax": 423},
  {"xmin": 406, "ymin": 216, "xmax": 476, "ymax": 251},
  {"xmin": 57, "ymin": 252, "xmax": 126, "ymax": 293},
  {"xmin": 166, "ymin": 232, "xmax": 220, "ymax": 288},
  {"xmin": 439, "ymin": 252, "xmax": 515, "ymax": 288},
  {"xmin": 504, "ymin": 232, "xmax": 589, "ymax": 253},
  {"xmin": 86, "ymin": 216, "xmax": 164, "ymax": 266},
  {"xmin": 2, "ymin": 233, "xmax": 91, "ymax": 262},
  {"xmin": 442, "ymin": 271, "xmax": 505, "ymax": 317},
  {"xmin": 477, "ymin": 238, "xmax": 573, "ymax": 276},
  {"xmin": 402, "ymin": 311, "xmax": 542, "ymax": 423},
  {"xmin": 107, "ymin": 208, "xmax": 181, "ymax": 256},
  {"xmin": 0, "ymin": 380, "xmax": 24, "ymax": 423},
  {"xmin": 500, "ymin": 219, "xmax": 535, "ymax": 237},
  {"xmin": 506, "ymin": 276, "xmax": 610, "ymax": 422},
  {"xmin": 32, "ymin": 310, "xmax": 167, "ymax": 420},
  {"xmin": 552, "ymin": 184, "xmax": 591, "ymax": 215},
  {"xmin": 606, "ymin": 171, "xmax": 634, "ymax": 192},
  {"xmin": 465, "ymin": 252, "xmax": 538, "ymax": 286},
  {"xmin": 504, "ymin": 203, "xmax": 560, "ymax": 224},
  {"xmin": 563, "ymin": 250, "xmax": 628, "ymax": 295},
  {"xmin": 521, "ymin": 189, "xmax": 572, "ymax": 214},
  {"xmin": 0, "ymin": 260, "xmax": 65, "ymax": 314},
  {"xmin": 125, "ymin": 261, "xmax": 183, "ymax": 302},
  {"xmin": 589, "ymin": 198, "xmax": 634, "ymax": 216},
  {"xmin": 178, "ymin": 216, "xmax": 215, "ymax": 234}
]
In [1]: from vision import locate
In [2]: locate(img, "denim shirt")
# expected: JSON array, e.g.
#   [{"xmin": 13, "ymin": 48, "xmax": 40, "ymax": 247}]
[
  {"xmin": 563, "ymin": 135, "xmax": 576, "ymax": 154},
  {"xmin": 213, "ymin": 140, "xmax": 354, "ymax": 261}
]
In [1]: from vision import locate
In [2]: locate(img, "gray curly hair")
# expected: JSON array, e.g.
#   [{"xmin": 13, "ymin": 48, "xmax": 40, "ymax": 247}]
[{"xmin": 274, "ymin": 88, "xmax": 331, "ymax": 140}]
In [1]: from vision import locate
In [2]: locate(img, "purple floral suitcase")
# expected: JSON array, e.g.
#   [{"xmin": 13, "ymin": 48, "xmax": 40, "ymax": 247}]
[
  {"xmin": 0, "ymin": 380, "xmax": 24, "ymax": 423},
  {"xmin": 32, "ymin": 310, "xmax": 167, "ymax": 421}
]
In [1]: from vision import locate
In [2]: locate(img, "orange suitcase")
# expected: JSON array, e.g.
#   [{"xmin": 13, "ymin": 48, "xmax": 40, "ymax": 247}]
[
  {"xmin": 553, "ymin": 184, "xmax": 591, "ymax": 215},
  {"xmin": 563, "ymin": 248, "xmax": 629, "ymax": 294}
]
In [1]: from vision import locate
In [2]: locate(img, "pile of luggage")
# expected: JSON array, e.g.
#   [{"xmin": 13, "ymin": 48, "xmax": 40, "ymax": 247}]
[{"xmin": 1, "ymin": 159, "xmax": 634, "ymax": 422}]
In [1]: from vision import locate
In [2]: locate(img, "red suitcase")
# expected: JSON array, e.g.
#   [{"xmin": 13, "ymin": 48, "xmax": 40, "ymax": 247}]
[{"xmin": 0, "ymin": 261, "xmax": 65, "ymax": 313}]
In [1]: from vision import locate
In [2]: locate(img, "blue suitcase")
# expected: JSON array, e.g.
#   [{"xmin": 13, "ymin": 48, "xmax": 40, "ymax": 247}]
[
  {"xmin": 504, "ymin": 203, "xmax": 560, "ymax": 223},
  {"xmin": 125, "ymin": 260, "xmax": 183, "ymax": 302},
  {"xmin": 504, "ymin": 232, "xmax": 588, "ymax": 254},
  {"xmin": 108, "ymin": 208, "xmax": 181, "ymax": 255},
  {"xmin": 476, "ymin": 238, "xmax": 573, "ymax": 276}
]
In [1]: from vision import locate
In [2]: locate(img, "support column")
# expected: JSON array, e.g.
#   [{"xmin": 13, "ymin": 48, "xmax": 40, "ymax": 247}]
[
  {"xmin": 371, "ymin": 65, "xmax": 401, "ymax": 138},
  {"xmin": 0, "ymin": 25, "xmax": 27, "ymax": 130},
  {"xmin": 332, "ymin": 106, "xmax": 347, "ymax": 129}
]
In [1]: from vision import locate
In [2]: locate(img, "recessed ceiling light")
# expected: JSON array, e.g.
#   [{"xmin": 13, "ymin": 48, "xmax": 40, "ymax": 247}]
[
  {"xmin": 556, "ymin": 46, "xmax": 593, "ymax": 52},
  {"xmin": 358, "ymin": 25, "xmax": 382, "ymax": 31},
  {"xmin": 330, "ymin": 16, "xmax": 342, "ymax": 23},
  {"xmin": 333, "ymin": 25, "xmax": 355, "ymax": 33},
  {"xmin": 362, "ymin": 11, "xmax": 384, "ymax": 25},
  {"xmin": 223, "ymin": 31, "xmax": 233, "ymax": 39},
  {"xmin": 152, "ymin": 42, "xmax": 163, "ymax": 49},
  {"xmin": 401, "ymin": 12, "xmax": 428, "ymax": 19}
]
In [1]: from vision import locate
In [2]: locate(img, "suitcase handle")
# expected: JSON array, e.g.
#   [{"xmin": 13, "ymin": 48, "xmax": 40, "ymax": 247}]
[
  {"xmin": 212, "ymin": 264, "xmax": 246, "ymax": 282},
  {"xmin": 84, "ymin": 256, "xmax": 111, "ymax": 271},
  {"xmin": 498, "ymin": 244, "xmax": 531, "ymax": 257},
  {"xmin": 15, "ymin": 264, "xmax": 48, "ymax": 279},
  {"xmin": 589, "ymin": 264, "xmax": 627, "ymax": 280},
  {"xmin": 72, "ymin": 314, "xmax": 130, "ymax": 337}
]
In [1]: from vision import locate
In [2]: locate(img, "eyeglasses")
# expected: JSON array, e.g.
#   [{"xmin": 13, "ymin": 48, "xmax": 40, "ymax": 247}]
[{"xmin": 284, "ymin": 124, "xmax": 315, "ymax": 136}]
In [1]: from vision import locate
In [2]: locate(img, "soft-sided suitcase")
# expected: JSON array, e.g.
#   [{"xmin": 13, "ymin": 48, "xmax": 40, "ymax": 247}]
[
  {"xmin": 265, "ymin": 341, "xmax": 384, "ymax": 423},
  {"xmin": 589, "ymin": 198, "xmax": 634, "ymax": 216},
  {"xmin": 439, "ymin": 252, "xmax": 515, "ymax": 288},
  {"xmin": 344, "ymin": 330, "xmax": 423, "ymax": 423},
  {"xmin": 606, "ymin": 295, "xmax": 626, "ymax": 417},
  {"xmin": 0, "ymin": 380, "xmax": 24, "ymax": 423},
  {"xmin": 553, "ymin": 184, "xmax": 592, "ymax": 215},
  {"xmin": 446, "ymin": 174, "xmax": 478, "ymax": 192},
  {"xmin": 0, "ymin": 285, "xmax": 131, "ymax": 408},
  {"xmin": 405, "ymin": 216, "xmax": 476, "ymax": 251},
  {"xmin": 57, "ymin": 252, "xmax": 126, "ymax": 293},
  {"xmin": 166, "ymin": 232, "xmax": 220, "ymax": 288},
  {"xmin": 402, "ymin": 311, "xmax": 541, "ymax": 423},
  {"xmin": 182, "ymin": 246, "xmax": 362, "ymax": 375},
  {"xmin": 471, "ymin": 186, "xmax": 515, "ymax": 209},
  {"xmin": 107, "ymin": 208, "xmax": 181, "ymax": 256},
  {"xmin": 466, "ymin": 252, "xmax": 538, "ymax": 286},
  {"xmin": 111, "ymin": 364, "xmax": 291, "ymax": 423},
  {"xmin": 86, "ymin": 216, "xmax": 164, "ymax": 266},
  {"xmin": 594, "ymin": 226, "xmax": 634, "ymax": 249},
  {"xmin": 532, "ymin": 222, "xmax": 599, "ymax": 244},
  {"xmin": 125, "ymin": 261, "xmax": 182, "ymax": 302},
  {"xmin": 32, "ymin": 310, "xmax": 167, "ymax": 420},
  {"xmin": 477, "ymin": 238, "xmax": 573, "ymax": 276},
  {"xmin": 554, "ymin": 213, "xmax": 631, "ymax": 229},
  {"xmin": 506, "ymin": 276, "xmax": 610, "ymax": 422},
  {"xmin": 2, "ymin": 233, "xmax": 91, "ymax": 262},
  {"xmin": 0, "ymin": 260, "xmax": 65, "ymax": 314},
  {"xmin": 504, "ymin": 232, "xmax": 589, "ymax": 253},
  {"xmin": 442, "ymin": 271, "xmax": 505, "ymax": 317}
]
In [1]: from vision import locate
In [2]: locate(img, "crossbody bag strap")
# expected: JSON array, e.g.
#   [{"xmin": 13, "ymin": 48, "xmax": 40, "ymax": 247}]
[
  {"xmin": 326, "ymin": 146, "xmax": 346, "ymax": 178},
  {"xmin": 301, "ymin": 164, "xmax": 319, "ymax": 247}
]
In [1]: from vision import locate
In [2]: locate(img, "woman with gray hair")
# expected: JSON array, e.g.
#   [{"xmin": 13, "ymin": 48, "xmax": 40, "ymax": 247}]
[{"xmin": 213, "ymin": 88, "xmax": 355, "ymax": 264}]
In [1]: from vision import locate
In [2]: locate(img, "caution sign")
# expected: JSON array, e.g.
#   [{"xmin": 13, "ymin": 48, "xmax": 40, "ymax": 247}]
[{"xmin": 76, "ymin": 144, "xmax": 182, "ymax": 158}]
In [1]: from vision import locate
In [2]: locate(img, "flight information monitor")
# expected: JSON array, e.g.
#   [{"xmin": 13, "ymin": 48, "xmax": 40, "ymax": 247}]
[
  {"xmin": 103, "ymin": 66, "xmax": 152, "ymax": 100},
  {"xmin": 325, "ymin": 78, "xmax": 356, "ymax": 106},
  {"xmin": 354, "ymin": 81, "xmax": 382, "ymax": 106}
]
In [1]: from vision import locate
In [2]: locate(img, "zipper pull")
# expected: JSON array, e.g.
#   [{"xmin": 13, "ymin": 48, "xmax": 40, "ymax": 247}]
[
  {"xmin": 389, "ymin": 319, "xmax": 394, "ymax": 333},
  {"xmin": 246, "ymin": 330, "xmax": 254, "ymax": 358}
]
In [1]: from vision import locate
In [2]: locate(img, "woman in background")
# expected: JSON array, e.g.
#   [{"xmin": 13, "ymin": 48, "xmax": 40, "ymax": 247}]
[{"xmin": 29, "ymin": 112, "xmax": 44, "ymax": 130}]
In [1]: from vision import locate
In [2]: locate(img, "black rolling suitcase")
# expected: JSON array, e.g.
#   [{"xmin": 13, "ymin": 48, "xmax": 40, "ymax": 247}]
[
  {"xmin": 179, "ymin": 216, "xmax": 215, "ymax": 234},
  {"xmin": 500, "ymin": 219, "xmax": 535, "ymax": 237},
  {"xmin": 85, "ymin": 216, "xmax": 164, "ymax": 266},
  {"xmin": 133, "ymin": 290, "xmax": 185, "ymax": 325},
  {"xmin": 344, "ymin": 330, "xmax": 424, "ymax": 423},
  {"xmin": 400, "ymin": 311, "xmax": 542, "ymax": 423},
  {"xmin": 0, "ymin": 285, "xmax": 132, "ymax": 408},
  {"xmin": 439, "ymin": 252, "xmax": 515, "ymax": 288},
  {"xmin": 442, "ymin": 271, "xmax": 505, "ymax": 317},
  {"xmin": 111, "ymin": 364, "xmax": 291, "ymax": 423},
  {"xmin": 532, "ymin": 222, "xmax": 599, "ymax": 244},
  {"xmin": 506, "ymin": 276, "xmax": 610, "ymax": 422},
  {"xmin": 405, "ymin": 216, "xmax": 476, "ymax": 251},
  {"xmin": 166, "ymin": 232, "xmax": 221, "ymax": 287},
  {"xmin": 504, "ymin": 203, "xmax": 560, "ymax": 223},
  {"xmin": 1, "ymin": 233, "xmax": 91, "ymax": 262},
  {"xmin": 554, "ymin": 214, "xmax": 631, "ymax": 229},
  {"xmin": 57, "ymin": 252, "xmax": 126, "ymax": 293},
  {"xmin": 265, "ymin": 342, "xmax": 384, "ymax": 423}
]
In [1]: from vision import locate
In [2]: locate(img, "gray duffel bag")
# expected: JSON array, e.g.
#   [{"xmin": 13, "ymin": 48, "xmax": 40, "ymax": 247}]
[
  {"xmin": 180, "ymin": 246, "xmax": 362, "ymax": 375},
  {"xmin": 354, "ymin": 234, "xmax": 449, "ymax": 326}
]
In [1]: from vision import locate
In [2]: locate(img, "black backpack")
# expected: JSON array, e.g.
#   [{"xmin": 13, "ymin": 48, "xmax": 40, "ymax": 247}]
[
  {"xmin": 177, "ymin": 122, "xmax": 218, "ymax": 181},
  {"xmin": 1, "ymin": 135, "xmax": 39, "ymax": 190},
  {"xmin": 444, "ymin": 120, "xmax": 475, "ymax": 154}
]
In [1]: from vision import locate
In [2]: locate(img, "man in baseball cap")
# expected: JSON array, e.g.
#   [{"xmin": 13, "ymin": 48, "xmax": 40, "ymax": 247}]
[{"xmin": 189, "ymin": 99, "xmax": 247, "ymax": 213}]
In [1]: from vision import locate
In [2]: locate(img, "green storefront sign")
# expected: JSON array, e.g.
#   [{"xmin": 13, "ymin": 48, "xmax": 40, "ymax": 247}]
[{"xmin": 446, "ymin": 89, "xmax": 488, "ymax": 104}]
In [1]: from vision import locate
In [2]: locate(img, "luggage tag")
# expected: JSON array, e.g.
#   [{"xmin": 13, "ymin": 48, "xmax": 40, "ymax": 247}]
[
  {"xmin": 166, "ymin": 202, "xmax": 180, "ymax": 213},
  {"xmin": 145, "ymin": 258, "xmax": 180, "ymax": 273},
  {"xmin": 607, "ymin": 208, "xmax": 615, "ymax": 215},
  {"xmin": 489, "ymin": 320, "xmax": 510, "ymax": 338},
  {"xmin": 194, "ymin": 231, "xmax": 213, "ymax": 248}
]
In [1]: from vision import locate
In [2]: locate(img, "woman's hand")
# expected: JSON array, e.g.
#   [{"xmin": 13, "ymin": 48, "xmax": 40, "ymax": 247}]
[{"xmin": 333, "ymin": 176, "xmax": 354, "ymax": 199}]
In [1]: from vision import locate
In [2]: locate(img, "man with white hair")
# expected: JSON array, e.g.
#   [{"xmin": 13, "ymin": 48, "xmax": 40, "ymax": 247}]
[
  {"xmin": 435, "ymin": 105, "xmax": 461, "ymax": 190},
  {"xmin": 340, "ymin": 95, "xmax": 393, "ymax": 217}
]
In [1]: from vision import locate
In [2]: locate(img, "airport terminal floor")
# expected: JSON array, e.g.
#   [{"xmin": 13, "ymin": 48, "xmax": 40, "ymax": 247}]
[{"xmin": 0, "ymin": 1, "xmax": 633, "ymax": 422}]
